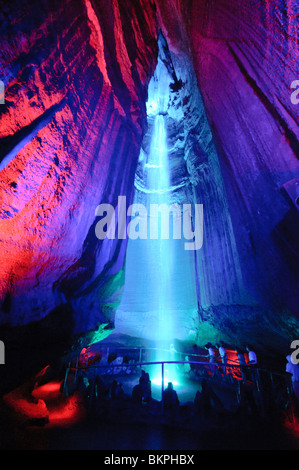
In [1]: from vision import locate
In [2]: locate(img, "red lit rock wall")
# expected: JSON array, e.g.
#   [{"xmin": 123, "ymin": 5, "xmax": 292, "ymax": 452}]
[{"xmin": 0, "ymin": 0, "xmax": 157, "ymax": 333}]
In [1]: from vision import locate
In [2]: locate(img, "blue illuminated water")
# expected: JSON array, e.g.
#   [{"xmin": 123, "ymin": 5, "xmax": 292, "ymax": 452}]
[{"xmin": 115, "ymin": 59, "xmax": 198, "ymax": 388}]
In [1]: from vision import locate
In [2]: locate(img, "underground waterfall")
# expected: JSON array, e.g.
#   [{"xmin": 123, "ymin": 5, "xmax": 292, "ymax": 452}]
[{"xmin": 114, "ymin": 43, "xmax": 199, "ymax": 387}]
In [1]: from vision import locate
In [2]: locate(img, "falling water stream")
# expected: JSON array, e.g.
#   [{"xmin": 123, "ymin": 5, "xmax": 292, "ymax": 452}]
[
  {"xmin": 115, "ymin": 55, "xmax": 198, "ymax": 388},
  {"xmin": 144, "ymin": 113, "xmax": 178, "ymax": 385}
]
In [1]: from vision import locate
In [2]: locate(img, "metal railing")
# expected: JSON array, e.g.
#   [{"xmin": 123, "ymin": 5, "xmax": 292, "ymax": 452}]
[{"xmin": 62, "ymin": 352, "xmax": 297, "ymax": 422}]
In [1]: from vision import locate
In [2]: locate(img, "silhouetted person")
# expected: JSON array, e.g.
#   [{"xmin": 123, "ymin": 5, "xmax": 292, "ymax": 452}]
[
  {"xmin": 138, "ymin": 370, "xmax": 151, "ymax": 402},
  {"xmin": 163, "ymin": 382, "xmax": 179, "ymax": 410},
  {"xmin": 110, "ymin": 379, "xmax": 118, "ymax": 399},
  {"xmin": 143, "ymin": 372, "xmax": 152, "ymax": 402},
  {"xmin": 236, "ymin": 380, "xmax": 259, "ymax": 416},
  {"xmin": 132, "ymin": 378, "xmax": 144, "ymax": 405},
  {"xmin": 194, "ymin": 379, "xmax": 212, "ymax": 418}
]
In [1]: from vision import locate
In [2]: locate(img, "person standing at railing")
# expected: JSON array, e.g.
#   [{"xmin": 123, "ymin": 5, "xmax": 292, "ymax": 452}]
[
  {"xmin": 163, "ymin": 382, "xmax": 179, "ymax": 411},
  {"xmin": 246, "ymin": 345, "xmax": 257, "ymax": 365},
  {"xmin": 132, "ymin": 378, "xmax": 144, "ymax": 405},
  {"xmin": 217, "ymin": 343, "xmax": 228, "ymax": 377},
  {"xmin": 246, "ymin": 345, "xmax": 258, "ymax": 385},
  {"xmin": 236, "ymin": 349, "xmax": 247, "ymax": 382},
  {"xmin": 205, "ymin": 344, "xmax": 216, "ymax": 376},
  {"xmin": 142, "ymin": 372, "xmax": 152, "ymax": 403},
  {"xmin": 194, "ymin": 379, "xmax": 212, "ymax": 418}
]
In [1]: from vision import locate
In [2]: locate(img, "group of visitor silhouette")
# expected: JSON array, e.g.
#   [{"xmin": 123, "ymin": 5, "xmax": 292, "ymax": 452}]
[{"xmin": 61, "ymin": 340, "xmax": 298, "ymax": 425}]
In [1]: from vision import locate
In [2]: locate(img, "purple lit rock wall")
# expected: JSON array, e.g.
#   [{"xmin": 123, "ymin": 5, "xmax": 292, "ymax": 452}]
[
  {"xmin": 188, "ymin": 0, "xmax": 299, "ymax": 348},
  {"xmin": 152, "ymin": 0, "xmax": 299, "ymax": 349}
]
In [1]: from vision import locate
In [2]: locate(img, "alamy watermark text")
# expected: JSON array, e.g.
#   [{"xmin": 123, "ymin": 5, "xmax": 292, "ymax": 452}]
[{"xmin": 95, "ymin": 197, "xmax": 203, "ymax": 251}]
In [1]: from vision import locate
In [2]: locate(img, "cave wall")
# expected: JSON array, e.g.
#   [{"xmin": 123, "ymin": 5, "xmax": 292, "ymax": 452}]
[
  {"xmin": 154, "ymin": 0, "xmax": 299, "ymax": 347},
  {"xmin": 0, "ymin": 0, "xmax": 157, "ymax": 334},
  {"xmin": 0, "ymin": 0, "xmax": 159, "ymax": 391},
  {"xmin": 186, "ymin": 0, "xmax": 299, "ymax": 347}
]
